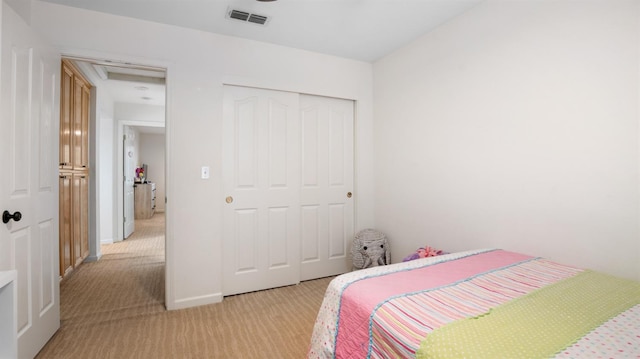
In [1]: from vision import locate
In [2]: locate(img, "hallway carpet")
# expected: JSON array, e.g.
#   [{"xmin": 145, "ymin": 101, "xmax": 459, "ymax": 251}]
[{"xmin": 36, "ymin": 213, "xmax": 332, "ymax": 358}]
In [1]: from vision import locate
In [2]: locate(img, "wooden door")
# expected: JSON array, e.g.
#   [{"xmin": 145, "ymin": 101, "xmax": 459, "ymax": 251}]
[
  {"xmin": 222, "ymin": 85, "xmax": 301, "ymax": 296},
  {"xmin": 72, "ymin": 76, "xmax": 84, "ymax": 169},
  {"xmin": 80, "ymin": 83, "xmax": 90, "ymax": 169},
  {"xmin": 59, "ymin": 174, "xmax": 72, "ymax": 276},
  {"xmin": 59, "ymin": 63, "xmax": 73, "ymax": 170},
  {"xmin": 299, "ymin": 95, "xmax": 354, "ymax": 280},
  {"xmin": 0, "ymin": 3, "xmax": 61, "ymax": 357},
  {"xmin": 72, "ymin": 173, "xmax": 89, "ymax": 267},
  {"xmin": 61, "ymin": 59, "xmax": 90, "ymax": 171}
]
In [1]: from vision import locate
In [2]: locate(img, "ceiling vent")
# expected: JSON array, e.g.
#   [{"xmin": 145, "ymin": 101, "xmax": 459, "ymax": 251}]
[{"xmin": 227, "ymin": 8, "xmax": 270, "ymax": 26}]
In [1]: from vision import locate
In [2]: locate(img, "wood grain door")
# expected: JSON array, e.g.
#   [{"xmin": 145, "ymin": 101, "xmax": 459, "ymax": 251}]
[
  {"xmin": 59, "ymin": 63, "xmax": 73, "ymax": 170},
  {"xmin": 59, "ymin": 174, "xmax": 72, "ymax": 276},
  {"xmin": 72, "ymin": 173, "xmax": 89, "ymax": 267},
  {"xmin": 72, "ymin": 76, "xmax": 84, "ymax": 169}
]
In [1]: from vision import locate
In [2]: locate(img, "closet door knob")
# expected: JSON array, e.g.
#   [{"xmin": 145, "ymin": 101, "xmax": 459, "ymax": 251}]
[
  {"xmin": 3, "ymin": 210, "xmax": 22, "ymax": 224},
  {"xmin": 225, "ymin": 196, "xmax": 233, "ymax": 204}
]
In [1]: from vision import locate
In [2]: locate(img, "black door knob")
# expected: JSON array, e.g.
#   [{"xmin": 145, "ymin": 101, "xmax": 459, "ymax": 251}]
[{"xmin": 2, "ymin": 210, "xmax": 22, "ymax": 224}]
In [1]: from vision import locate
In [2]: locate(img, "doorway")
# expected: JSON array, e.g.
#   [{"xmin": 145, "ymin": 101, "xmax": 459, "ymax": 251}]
[{"xmin": 59, "ymin": 56, "xmax": 167, "ymax": 304}]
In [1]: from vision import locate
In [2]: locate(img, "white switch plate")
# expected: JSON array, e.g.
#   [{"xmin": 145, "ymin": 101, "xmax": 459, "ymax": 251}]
[{"xmin": 201, "ymin": 166, "xmax": 210, "ymax": 179}]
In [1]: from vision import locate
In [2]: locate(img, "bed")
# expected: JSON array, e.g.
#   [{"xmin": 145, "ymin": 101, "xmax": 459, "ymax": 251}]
[{"xmin": 307, "ymin": 249, "xmax": 640, "ymax": 358}]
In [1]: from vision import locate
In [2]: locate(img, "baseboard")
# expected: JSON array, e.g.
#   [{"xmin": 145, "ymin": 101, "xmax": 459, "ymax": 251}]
[
  {"xmin": 84, "ymin": 253, "xmax": 102, "ymax": 262},
  {"xmin": 167, "ymin": 292, "xmax": 223, "ymax": 310},
  {"xmin": 100, "ymin": 238, "xmax": 114, "ymax": 245}
]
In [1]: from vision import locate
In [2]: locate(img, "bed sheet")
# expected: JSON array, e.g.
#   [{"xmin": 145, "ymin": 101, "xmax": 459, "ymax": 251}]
[{"xmin": 307, "ymin": 249, "xmax": 640, "ymax": 359}]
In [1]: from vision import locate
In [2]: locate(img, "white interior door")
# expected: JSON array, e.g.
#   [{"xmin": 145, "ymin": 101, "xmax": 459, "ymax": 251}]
[
  {"xmin": 0, "ymin": 3, "xmax": 60, "ymax": 358},
  {"xmin": 299, "ymin": 95, "xmax": 354, "ymax": 280},
  {"xmin": 123, "ymin": 126, "xmax": 135, "ymax": 238},
  {"xmin": 222, "ymin": 85, "xmax": 300, "ymax": 296}
]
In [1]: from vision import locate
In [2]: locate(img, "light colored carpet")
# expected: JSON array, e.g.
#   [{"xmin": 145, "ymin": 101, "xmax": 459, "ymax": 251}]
[{"xmin": 36, "ymin": 213, "xmax": 333, "ymax": 358}]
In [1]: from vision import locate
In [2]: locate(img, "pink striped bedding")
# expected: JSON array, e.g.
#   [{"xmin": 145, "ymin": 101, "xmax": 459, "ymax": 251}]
[{"xmin": 307, "ymin": 249, "xmax": 640, "ymax": 358}]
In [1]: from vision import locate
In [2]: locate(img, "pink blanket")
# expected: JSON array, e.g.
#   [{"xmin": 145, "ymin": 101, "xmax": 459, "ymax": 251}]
[
  {"xmin": 334, "ymin": 250, "xmax": 531, "ymax": 358},
  {"xmin": 308, "ymin": 249, "xmax": 639, "ymax": 358}
]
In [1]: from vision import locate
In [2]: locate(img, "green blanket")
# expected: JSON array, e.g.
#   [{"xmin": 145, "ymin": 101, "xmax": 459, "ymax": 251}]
[{"xmin": 416, "ymin": 270, "xmax": 640, "ymax": 359}]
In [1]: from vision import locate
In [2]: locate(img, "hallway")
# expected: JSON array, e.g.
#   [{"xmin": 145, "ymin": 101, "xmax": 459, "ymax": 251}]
[
  {"xmin": 37, "ymin": 213, "xmax": 165, "ymax": 357},
  {"xmin": 35, "ymin": 211, "xmax": 332, "ymax": 359}
]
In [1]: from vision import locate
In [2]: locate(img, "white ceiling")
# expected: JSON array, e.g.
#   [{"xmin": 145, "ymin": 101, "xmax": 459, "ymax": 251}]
[{"xmin": 40, "ymin": 0, "xmax": 483, "ymax": 63}]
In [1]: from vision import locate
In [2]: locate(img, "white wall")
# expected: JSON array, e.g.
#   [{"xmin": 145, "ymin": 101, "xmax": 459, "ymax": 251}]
[
  {"xmin": 31, "ymin": 0, "xmax": 375, "ymax": 309},
  {"xmin": 97, "ymin": 109, "xmax": 114, "ymax": 246},
  {"xmin": 90, "ymin": 79, "xmax": 116, "ymax": 253},
  {"xmin": 116, "ymin": 103, "xmax": 165, "ymax": 125},
  {"xmin": 373, "ymin": 0, "xmax": 640, "ymax": 281},
  {"xmin": 4, "ymin": 0, "xmax": 29, "ymax": 24},
  {"xmin": 139, "ymin": 133, "xmax": 165, "ymax": 213}
]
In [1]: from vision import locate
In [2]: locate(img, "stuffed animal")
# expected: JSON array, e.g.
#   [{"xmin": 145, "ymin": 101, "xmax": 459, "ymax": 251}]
[
  {"xmin": 351, "ymin": 229, "xmax": 390, "ymax": 270},
  {"xmin": 402, "ymin": 245, "xmax": 443, "ymax": 262}
]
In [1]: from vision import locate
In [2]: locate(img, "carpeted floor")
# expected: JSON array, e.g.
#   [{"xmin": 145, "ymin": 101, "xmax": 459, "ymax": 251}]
[{"xmin": 36, "ymin": 213, "xmax": 332, "ymax": 358}]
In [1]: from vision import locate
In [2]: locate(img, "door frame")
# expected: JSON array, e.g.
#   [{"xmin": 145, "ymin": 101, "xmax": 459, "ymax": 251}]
[{"xmin": 58, "ymin": 50, "xmax": 173, "ymax": 309}]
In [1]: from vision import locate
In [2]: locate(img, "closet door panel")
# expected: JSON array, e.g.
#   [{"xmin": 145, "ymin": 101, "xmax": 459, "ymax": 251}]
[
  {"xmin": 59, "ymin": 65, "xmax": 73, "ymax": 170},
  {"xmin": 71, "ymin": 77, "xmax": 83, "ymax": 169},
  {"xmin": 79, "ymin": 85, "xmax": 90, "ymax": 169},
  {"xmin": 71, "ymin": 173, "xmax": 88, "ymax": 267},
  {"xmin": 78, "ymin": 173, "xmax": 89, "ymax": 263},
  {"xmin": 58, "ymin": 175, "xmax": 72, "ymax": 277},
  {"xmin": 222, "ymin": 85, "xmax": 300, "ymax": 296},
  {"xmin": 300, "ymin": 95, "xmax": 354, "ymax": 281}
]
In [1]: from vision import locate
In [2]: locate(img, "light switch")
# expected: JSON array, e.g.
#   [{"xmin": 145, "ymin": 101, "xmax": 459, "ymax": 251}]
[{"xmin": 201, "ymin": 166, "xmax": 210, "ymax": 179}]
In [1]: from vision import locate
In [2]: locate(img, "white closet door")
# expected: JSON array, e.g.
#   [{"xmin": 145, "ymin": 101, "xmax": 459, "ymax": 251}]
[
  {"xmin": 299, "ymin": 95, "xmax": 354, "ymax": 281},
  {"xmin": 222, "ymin": 85, "xmax": 301, "ymax": 296}
]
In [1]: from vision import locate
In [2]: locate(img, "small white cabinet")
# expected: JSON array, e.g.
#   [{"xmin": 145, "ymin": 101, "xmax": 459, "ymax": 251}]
[
  {"xmin": 134, "ymin": 183, "xmax": 156, "ymax": 219},
  {"xmin": 0, "ymin": 270, "xmax": 17, "ymax": 359}
]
